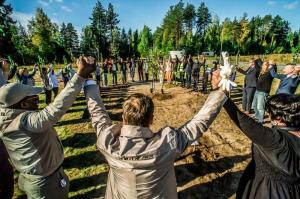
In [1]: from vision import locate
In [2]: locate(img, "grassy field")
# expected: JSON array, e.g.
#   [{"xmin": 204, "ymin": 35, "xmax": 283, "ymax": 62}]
[{"xmin": 10, "ymin": 63, "xmax": 299, "ymax": 198}]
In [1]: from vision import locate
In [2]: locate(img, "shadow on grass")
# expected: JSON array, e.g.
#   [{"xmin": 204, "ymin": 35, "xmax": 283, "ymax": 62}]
[
  {"xmin": 69, "ymin": 187, "xmax": 106, "ymax": 199},
  {"xmin": 102, "ymin": 98, "xmax": 125, "ymax": 103},
  {"xmin": 55, "ymin": 118, "xmax": 89, "ymax": 127},
  {"xmin": 63, "ymin": 151, "xmax": 106, "ymax": 169},
  {"xmin": 75, "ymin": 96, "xmax": 86, "ymax": 101},
  {"xmin": 70, "ymin": 172, "xmax": 107, "ymax": 193},
  {"xmin": 66, "ymin": 108, "xmax": 86, "ymax": 114},
  {"xmin": 72, "ymin": 101, "xmax": 87, "ymax": 107},
  {"xmin": 178, "ymin": 170, "xmax": 244, "ymax": 199},
  {"xmin": 108, "ymin": 112, "xmax": 123, "ymax": 121},
  {"xmin": 175, "ymin": 152, "xmax": 251, "ymax": 187},
  {"xmin": 105, "ymin": 103, "xmax": 123, "ymax": 110},
  {"xmin": 101, "ymin": 93, "xmax": 129, "ymax": 99},
  {"xmin": 62, "ymin": 132, "xmax": 96, "ymax": 148}
]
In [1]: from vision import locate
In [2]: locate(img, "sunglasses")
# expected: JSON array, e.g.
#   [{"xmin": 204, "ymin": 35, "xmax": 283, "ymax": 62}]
[{"xmin": 23, "ymin": 95, "xmax": 39, "ymax": 102}]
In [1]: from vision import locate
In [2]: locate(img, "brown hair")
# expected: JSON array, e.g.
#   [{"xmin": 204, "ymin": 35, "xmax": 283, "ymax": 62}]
[
  {"xmin": 122, "ymin": 93, "xmax": 154, "ymax": 127},
  {"xmin": 260, "ymin": 61, "xmax": 270, "ymax": 75}
]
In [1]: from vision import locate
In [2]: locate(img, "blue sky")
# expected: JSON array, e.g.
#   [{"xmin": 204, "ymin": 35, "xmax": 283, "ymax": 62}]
[{"xmin": 7, "ymin": 0, "xmax": 300, "ymax": 36}]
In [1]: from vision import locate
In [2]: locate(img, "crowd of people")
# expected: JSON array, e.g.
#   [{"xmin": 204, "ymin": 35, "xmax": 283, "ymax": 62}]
[
  {"xmin": 0, "ymin": 54, "xmax": 299, "ymax": 199},
  {"xmin": 237, "ymin": 59, "xmax": 300, "ymax": 124},
  {"xmin": 94, "ymin": 54, "xmax": 217, "ymax": 94}
]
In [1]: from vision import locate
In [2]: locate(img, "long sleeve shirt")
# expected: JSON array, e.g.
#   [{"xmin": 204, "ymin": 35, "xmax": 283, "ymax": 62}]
[
  {"xmin": 269, "ymin": 66, "xmax": 299, "ymax": 94},
  {"xmin": 0, "ymin": 74, "xmax": 85, "ymax": 178},
  {"xmin": 85, "ymin": 85, "xmax": 227, "ymax": 199}
]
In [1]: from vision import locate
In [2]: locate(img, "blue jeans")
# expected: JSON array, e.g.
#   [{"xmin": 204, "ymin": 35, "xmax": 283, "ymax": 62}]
[
  {"xmin": 242, "ymin": 87, "xmax": 256, "ymax": 112},
  {"xmin": 112, "ymin": 71, "xmax": 117, "ymax": 85},
  {"xmin": 186, "ymin": 73, "xmax": 192, "ymax": 88},
  {"xmin": 103, "ymin": 73, "xmax": 108, "ymax": 87},
  {"xmin": 252, "ymin": 91, "xmax": 268, "ymax": 123}
]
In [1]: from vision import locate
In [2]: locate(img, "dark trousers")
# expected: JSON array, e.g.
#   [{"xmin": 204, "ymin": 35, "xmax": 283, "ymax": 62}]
[
  {"xmin": 242, "ymin": 87, "xmax": 256, "ymax": 112},
  {"xmin": 62, "ymin": 77, "xmax": 69, "ymax": 87},
  {"xmin": 138, "ymin": 69, "xmax": 144, "ymax": 81},
  {"xmin": 172, "ymin": 72, "xmax": 177, "ymax": 82},
  {"xmin": 186, "ymin": 73, "xmax": 192, "ymax": 88},
  {"xmin": 44, "ymin": 88, "xmax": 52, "ymax": 105},
  {"xmin": 112, "ymin": 72, "xmax": 117, "ymax": 85},
  {"xmin": 0, "ymin": 142, "xmax": 14, "ymax": 199},
  {"xmin": 96, "ymin": 75, "xmax": 101, "ymax": 85},
  {"xmin": 52, "ymin": 87, "xmax": 59, "ymax": 99},
  {"xmin": 121, "ymin": 71, "xmax": 127, "ymax": 84},
  {"xmin": 202, "ymin": 73, "xmax": 210, "ymax": 91},
  {"xmin": 180, "ymin": 72, "xmax": 185, "ymax": 86},
  {"xmin": 145, "ymin": 73, "xmax": 149, "ymax": 81},
  {"xmin": 192, "ymin": 74, "xmax": 199, "ymax": 91}
]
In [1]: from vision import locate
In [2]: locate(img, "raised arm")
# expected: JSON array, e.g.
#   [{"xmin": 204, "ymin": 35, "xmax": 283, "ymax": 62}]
[
  {"xmin": 84, "ymin": 82, "xmax": 120, "ymax": 152},
  {"xmin": 7, "ymin": 64, "xmax": 17, "ymax": 80},
  {"xmin": 28, "ymin": 68, "xmax": 37, "ymax": 78},
  {"xmin": 20, "ymin": 57, "xmax": 95, "ymax": 132},
  {"xmin": 0, "ymin": 68, "xmax": 5, "ymax": 86},
  {"xmin": 223, "ymin": 97, "xmax": 280, "ymax": 148},
  {"xmin": 269, "ymin": 65, "xmax": 284, "ymax": 79},
  {"xmin": 85, "ymin": 83, "xmax": 112, "ymax": 136},
  {"xmin": 20, "ymin": 74, "xmax": 85, "ymax": 132},
  {"xmin": 16, "ymin": 70, "xmax": 22, "ymax": 81},
  {"xmin": 175, "ymin": 90, "xmax": 227, "ymax": 152},
  {"xmin": 236, "ymin": 67, "xmax": 247, "ymax": 75}
]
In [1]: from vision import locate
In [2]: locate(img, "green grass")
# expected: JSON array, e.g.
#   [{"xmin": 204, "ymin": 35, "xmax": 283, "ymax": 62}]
[{"xmin": 11, "ymin": 64, "xmax": 299, "ymax": 199}]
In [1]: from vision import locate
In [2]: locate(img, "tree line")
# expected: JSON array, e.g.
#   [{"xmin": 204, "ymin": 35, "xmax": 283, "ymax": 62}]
[{"xmin": 0, "ymin": 0, "xmax": 300, "ymax": 65}]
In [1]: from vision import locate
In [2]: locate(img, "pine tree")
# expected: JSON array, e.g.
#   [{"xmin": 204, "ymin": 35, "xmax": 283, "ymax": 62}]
[
  {"xmin": 132, "ymin": 29, "xmax": 139, "ymax": 58},
  {"xmin": 29, "ymin": 8, "xmax": 55, "ymax": 61},
  {"xmin": 195, "ymin": 2, "xmax": 211, "ymax": 52},
  {"xmin": 106, "ymin": 3, "xmax": 119, "ymax": 42},
  {"xmin": 138, "ymin": 25, "xmax": 152, "ymax": 58},
  {"xmin": 0, "ymin": 0, "xmax": 16, "ymax": 57},
  {"xmin": 80, "ymin": 25, "xmax": 95, "ymax": 56},
  {"xmin": 90, "ymin": 1, "xmax": 109, "ymax": 58},
  {"xmin": 183, "ymin": 3, "xmax": 195, "ymax": 34},
  {"xmin": 196, "ymin": 2, "xmax": 211, "ymax": 36}
]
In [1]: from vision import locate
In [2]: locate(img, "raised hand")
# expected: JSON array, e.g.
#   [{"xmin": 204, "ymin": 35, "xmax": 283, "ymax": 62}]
[
  {"xmin": 1, "ymin": 59, "xmax": 9, "ymax": 72},
  {"xmin": 77, "ymin": 56, "xmax": 96, "ymax": 78},
  {"xmin": 211, "ymin": 69, "xmax": 222, "ymax": 90},
  {"xmin": 218, "ymin": 52, "xmax": 237, "ymax": 91}
]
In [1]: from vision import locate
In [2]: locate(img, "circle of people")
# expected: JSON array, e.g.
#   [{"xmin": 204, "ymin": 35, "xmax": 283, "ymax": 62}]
[{"xmin": 0, "ymin": 55, "xmax": 299, "ymax": 199}]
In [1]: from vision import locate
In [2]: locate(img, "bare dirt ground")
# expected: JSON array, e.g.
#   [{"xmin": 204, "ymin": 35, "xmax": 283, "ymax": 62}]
[{"xmin": 100, "ymin": 81, "xmax": 252, "ymax": 199}]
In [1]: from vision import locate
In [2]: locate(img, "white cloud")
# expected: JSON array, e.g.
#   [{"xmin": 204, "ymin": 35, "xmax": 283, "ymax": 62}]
[
  {"xmin": 74, "ymin": 26, "xmax": 82, "ymax": 38},
  {"xmin": 12, "ymin": 11, "xmax": 34, "ymax": 28},
  {"xmin": 38, "ymin": 0, "xmax": 49, "ymax": 7},
  {"xmin": 284, "ymin": 1, "xmax": 298, "ymax": 9},
  {"xmin": 267, "ymin": 0, "xmax": 277, "ymax": 5},
  {"xmin": 39, "ymin": 0, "xmax": 63, "ymax": 6},
  {"xmin": 61, "ymin": 5, "xmax": 72, "ymax": 13}
]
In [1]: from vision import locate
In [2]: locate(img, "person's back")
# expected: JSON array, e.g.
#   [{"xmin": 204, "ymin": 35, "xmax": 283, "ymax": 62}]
[
  {"xmin": 223, "ymin": 93, "xmax": 300, "ymax": 199},
  {"xmin": 84, "ymin": 73, "xmax": 227, "ymax": 198},
  {"xmin": 102, "ymin": 125, "xmax": 180, "ymax": 198}
]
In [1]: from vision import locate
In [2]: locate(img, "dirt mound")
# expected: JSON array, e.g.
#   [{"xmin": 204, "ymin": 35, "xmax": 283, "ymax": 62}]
[
  {"xmin": 151, "ymin": 93, "xmax": 173, "ymax": 100},
  {"xmin": 129, "ymin": 83, "xmax": 251, "ymax": 199}
]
